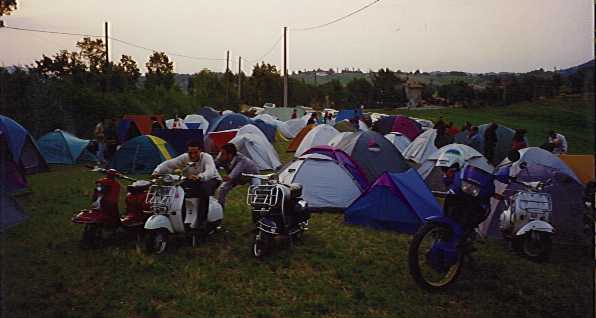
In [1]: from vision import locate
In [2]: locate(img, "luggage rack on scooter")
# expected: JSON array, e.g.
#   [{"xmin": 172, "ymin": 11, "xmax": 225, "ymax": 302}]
[
  {"xmin": 247, "ymin": 184, "xmax": 281, "ymax": 211},
  {"xmin": 146, "ymin": 185, "xmax": 176, "ymax": 214}
]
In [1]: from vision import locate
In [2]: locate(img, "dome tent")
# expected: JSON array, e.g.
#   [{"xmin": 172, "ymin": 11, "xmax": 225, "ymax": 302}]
[
  {"xmin": 110, "ymin": 135, "xmax": 175, "ymax": 174},
  {"xmin": 294, "ymin": 124, "xmax": 340, "ymax": 157},
  {"xmin": 229, "ymin": 133, "xmax": 281, "ymax": 171},
  {"xmin": 384, "ymin": 132, "xmax": 411, "ymax": 153},
  {"xmin": 37, "ymin": 129, "xmax": 97, "ymax": 164}
]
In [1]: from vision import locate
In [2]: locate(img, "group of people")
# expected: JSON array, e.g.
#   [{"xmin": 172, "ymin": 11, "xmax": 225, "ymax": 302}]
[
  {"xmin": 152, "ymin": 140, "xmax": 259, "ymax": 230},
  {"xmin": 94, "ymin": 118, "xmax": 119, "ymax": 166}
]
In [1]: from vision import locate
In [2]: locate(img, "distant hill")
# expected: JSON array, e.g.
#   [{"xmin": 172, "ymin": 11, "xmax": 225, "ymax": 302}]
[{"xmin": 559, "ymin": 59, "xmax": 594, "ymax": 76}]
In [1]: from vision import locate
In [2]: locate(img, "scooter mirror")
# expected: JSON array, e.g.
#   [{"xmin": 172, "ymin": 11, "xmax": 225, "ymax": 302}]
[{"xmin": 506, "ymin": 150, "xmax": 521, "ymax": 163}]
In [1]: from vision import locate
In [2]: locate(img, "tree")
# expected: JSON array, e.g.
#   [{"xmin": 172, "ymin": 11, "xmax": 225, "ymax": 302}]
[
  {"xmin": 370, "ymin": 68, "xmax": 405, "ymax": 106},
  {"xmin": 34, "ymin": 50, "xmax": 86, "ymax": 81},
  {"xmin": 76, "ymin": 37, "xmax": 106, "ymax": 73},
  {"xmin": 145, "ymin": 52, "xmax": 175, "ymax": 89},
  {"xmin": 246, "ymin": 63, "xmax": 282, "ymax": 107},
  {"xmin": 189, "ymin": 69, "xmax": 226, "ymax": 106},
  {"xmin": 346, "ymin": 78, "xmax": 373, "ymax": 106},
  {"xmin": 0, "ymin": 0, "xmax": 17, "ymax": 16},
  {"xmin": 112, "ymin": 54, "xmax": 140, "ymax": 91}
]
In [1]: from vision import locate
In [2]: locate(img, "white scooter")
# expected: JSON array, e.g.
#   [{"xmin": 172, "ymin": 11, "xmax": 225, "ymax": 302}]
[
  {"xmin": 499, "ymin": 174, "xmax": 554, "ymax": 262},
  {"xmin": 143, "ymin": 163, "xmax": 223, "ymax": 254}
]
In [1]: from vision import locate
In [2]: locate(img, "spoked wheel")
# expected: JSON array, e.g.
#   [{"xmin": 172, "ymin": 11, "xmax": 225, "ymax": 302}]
[
  {"xmin": 522, "ymin": 231, "xmax": 552, "ymax": 262},
  {"xmin": 145, "ymin": 229, "xmax": 169, "ymax": 254},
  {"xmin": 408, "ymin": 223, "xmax": 463, "ymax": 291}
]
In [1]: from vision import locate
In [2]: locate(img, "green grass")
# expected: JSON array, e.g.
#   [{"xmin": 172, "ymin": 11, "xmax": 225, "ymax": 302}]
[
  {"xmin": 3, "ymin": 96, "xmax": 595, "ymax": 317},
  {"xmin": 378, "ymin": 94, "xmax": 595, "ymax": 154}
]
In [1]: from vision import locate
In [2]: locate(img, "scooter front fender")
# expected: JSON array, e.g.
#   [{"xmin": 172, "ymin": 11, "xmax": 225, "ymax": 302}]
[
  {"xmin": 516, "ymin": 220, "xmax": 554, "ymax": 236},
  {"xmin": 144, "ymin": 214, "xmax": 174, "ymax": 233},
  {"xmin": 424, "ymin": 215, "xmax": 464, "ymax": 237}
]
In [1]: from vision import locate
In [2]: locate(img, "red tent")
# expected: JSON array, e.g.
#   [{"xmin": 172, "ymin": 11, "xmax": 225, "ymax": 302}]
[
  {"xmin": 123, "ymin": 115, "xmax": 165, "ymax": 135},
  {"xmin": 391, "ymin": 116, "xmax": 422, "ymax": 141},
  {"xmin": 206, "ymin": 129, "xmax": 238, "ymax": 152}
]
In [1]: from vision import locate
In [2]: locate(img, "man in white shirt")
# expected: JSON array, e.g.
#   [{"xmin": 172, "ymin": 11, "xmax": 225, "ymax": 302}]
[
  {"xmin": 547, "ymin": 130, "xmax": 568, "ymax": 154},
  {"xmin": 152, "ymin": 140, "xmax": 222, "ymax": 228}
]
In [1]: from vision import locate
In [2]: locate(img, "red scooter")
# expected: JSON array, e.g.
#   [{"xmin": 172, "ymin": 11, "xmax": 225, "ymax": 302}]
[{"xmin": 72, "ymin": 167, "xmax": 151, "ymax": 247}]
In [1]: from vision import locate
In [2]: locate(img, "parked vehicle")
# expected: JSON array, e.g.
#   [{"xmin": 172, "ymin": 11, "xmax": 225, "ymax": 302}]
[
  {"xmin": 143, "ymin": 163, "xmax": 223, "ymax": 254},
  {"xmin": 244, "ymin": 173, "xmax": 310, "ymax": 258}
]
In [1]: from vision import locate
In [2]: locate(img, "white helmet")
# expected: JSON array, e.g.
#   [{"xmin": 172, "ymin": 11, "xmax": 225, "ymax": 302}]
[{"xmin": 436, "ymin": 148, "xmax": 464, "ymax": 170}]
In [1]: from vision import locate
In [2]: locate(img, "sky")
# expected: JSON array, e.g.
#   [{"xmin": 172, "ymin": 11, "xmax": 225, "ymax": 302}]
[{"xmin": 0, "ymin": 0, "xmax": 593, "ymax": 74}]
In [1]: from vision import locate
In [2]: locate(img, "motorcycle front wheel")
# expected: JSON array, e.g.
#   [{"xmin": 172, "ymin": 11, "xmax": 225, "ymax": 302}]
[
  {"xmin": 145, "ymin": 229, "xmax": 169, "ymax": 254},
  {"xmin": 408, "ymin": 223, "xmax": 463, "ymax": 291},
  {"xmin": 252, "ymin": 235, "xmax": 269, "ymax": 258},
  {"xmin": 521, "ymin": 231, "xmax": 552, "ymax": 262}
]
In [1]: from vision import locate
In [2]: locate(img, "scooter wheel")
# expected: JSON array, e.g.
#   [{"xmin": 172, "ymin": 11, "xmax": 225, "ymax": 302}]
[
  {"xmin": 145, "ymin": 229, "xmax": 169, "ymax": 254},
  {"xmin": 252, "ymin": 238, "xmax": 269, "ymax": 258},
  {"xmin": 521, "ymin": 231, "xmax": 552, "ymax": 262}
]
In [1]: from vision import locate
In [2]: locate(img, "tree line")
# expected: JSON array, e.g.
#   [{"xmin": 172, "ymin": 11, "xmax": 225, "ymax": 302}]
[{"xmin": 0, "ymin": 35, "xmax": 593, "ymax": 139}]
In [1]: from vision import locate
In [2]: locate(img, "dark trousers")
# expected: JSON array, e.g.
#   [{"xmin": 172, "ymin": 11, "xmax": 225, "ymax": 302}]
[{"xmin": 182, "ymin": 179, "xmax": 221, "ymax": 225}]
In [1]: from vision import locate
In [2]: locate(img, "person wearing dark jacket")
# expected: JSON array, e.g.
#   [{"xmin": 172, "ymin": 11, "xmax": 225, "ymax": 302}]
[
  {"xmin": 484, "ymin": 123, "xmax": 499, "ymax": 164},
  {"xmin": 511, "ymin": 128, "xmax": 528, "ymax": 151},
  {"xmin": 216, "ymin": 143, "xmax": 259, "ymax": 207}
]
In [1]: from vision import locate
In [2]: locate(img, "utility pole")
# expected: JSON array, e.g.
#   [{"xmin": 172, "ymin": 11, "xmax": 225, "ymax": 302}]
[
  {"xmin": 283, "ymin": 26, "xmax": 288, "ymax": 108},
  {"xmin": 238, "ymin": 56, "xmax": 242, "ymax": 102},
  {"xmin": 225, "ymin": 50, "xmax": 230, "ymax": 106},
  {"xmin": 104, "ymin": 22, "xmax": 109, "ymax": 64},
  {"xmin": 226, "ymin": 50, "xmax": 230, "ymax": 72}
]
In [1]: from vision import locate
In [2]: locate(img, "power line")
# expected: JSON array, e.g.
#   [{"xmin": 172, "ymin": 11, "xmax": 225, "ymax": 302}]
[
  {"xmin": 2, "ymin": 25, "xmax": 103, "ymax": 38},
  {"xmin": 292, "ymin": 0, "xmax": 382, "ymax": 31},
  {"xmin": 109, "ymin": 36, "xmax": 226, "ymax": 61},
  {"xmin": 243, "ymin": 35, "xmax": 283, "ymax": 65}
]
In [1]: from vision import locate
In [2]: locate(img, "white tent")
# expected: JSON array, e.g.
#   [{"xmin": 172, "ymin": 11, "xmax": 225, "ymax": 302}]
[
  {"xmin": 384, "ymin": 132, "xmax": 411, "ymax": 153},
  {"xmin": 222, "ymin": 110, "xmax": 234, "ymax": 115},
  {"xmin": 498, "ymin": 147, "xmax": 580, "ymax": 182},
  {"xmin": 183, "ymin": 114, "xmax": 208, "ymax": 133},
  {"xmin": 237, "ymin": 124, "xmax": 270, "ymax": 143},
  {"xmin": 418, "ymin": 144, "xmax": 494, "ymax": 179},
  {"xmin": 280, "ymin": 118, "xmax": 308, "ymax": 139},
  {"xmin": 358, "ymin": 120, "xmax": 369, "ymax": 132},
  {"xmin": 165, "ymin": 118, "xmax": 188, "ymax": 129},
  {"xmin": 328, "ymin": 132, "xmax": 353, "ymax": 148},
  {"xmin": 402, "ymin": 129, "xmax": 438, "ymax": 164},
  {"xmin": 279, "ymin": 153, "xmax": 363, "ymax": 210},
  {"xmin": 229, "ymin": 133, "xmax": 281, "ymax": 171},
  {"xmin": 253, "ymin": 114, "xmax": 279, "ymax": 125},
  {"xmin": 295, "ymin": 124, "xmax": 340, "ymax": 157}
]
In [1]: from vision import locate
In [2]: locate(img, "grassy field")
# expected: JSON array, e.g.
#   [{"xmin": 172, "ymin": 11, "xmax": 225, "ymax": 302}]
[
  {"xmin": 2, "ymin": 95, "xmax": 595, "ymax": 317},
  {"xmin": 380, "ymin": 94, "xmax": 595, "ymax": 154}
]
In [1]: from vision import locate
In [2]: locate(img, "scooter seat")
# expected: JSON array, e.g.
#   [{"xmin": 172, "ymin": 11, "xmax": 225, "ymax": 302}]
[{"xmin": 127, "ymin": 180, "xmax": 151, "ymax": 193}]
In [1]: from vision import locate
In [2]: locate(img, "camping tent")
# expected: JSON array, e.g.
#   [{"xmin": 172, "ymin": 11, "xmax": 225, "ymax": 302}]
[
  {"xmin": 283, "ymin": 118, "xmax": 308, "ymax": 138},
  {"xmin": 251, "ymin": 119, "xmax": 277, "ymax": 143},
  {"xmin": 184, "ymin": 114, "xmax": 209, "ymax": 134},
  {"xmin": 302, "ymin": 146, "xmax": 369, "ymax": 190},
  {"xmin": 152, "ymin": 129, "xmax": 204, "ymax": 156},
  {"xmin": 165, "ymin": 119, "xmax": 189, "ymax": 130},
  {"xmin": 0, "ymin": 133, "xmax": 27, "ymax": 193},
  {"xmin": 207, "ymin": 113, "xmax": 251, "ymax": 133},
  {"xmin": 237, "ymin": 124, "xmax": 270, "ymax": 143},
  {"xmin": 295, "ymin": 124, "xmax": 340, "ymax": 157},
  {"xmin": 196, "ymin": 107, "xmax": 220, "ymax": 125},
  {"xmin": 229, "ymin": 133, "xmax": 281, "ymax": 171},
  {"xmin": 479, "ymin": 164, "xmax": 585, "ymax": 243},
  {"xmin": 391, "ymin": 116, "xmax": 422, "ymax": 141},
  {"xmin": 279, "ymin": 153, "xmax": 364, "ymax": 210},
  {"xmin": 110, "ymin": 135, "xmax": 175, "ymax": 174},
  {"xmin": 328, "ymin": 132, "xmax": 352, "ymax": 148},
  {"xmin": 331, "ymin": 130, "xmax": 411, "ymax": 183},
  {"xmin": 334, "ymin": 120, "xmax": 357, "ymax": 132},
  {"xmin": 498, "ymin": 147, "xmax": 580, "ymax": 183},
  {"xmin": 37, "ymin": 129, "xmax": 97, "ymax": 164},
  {"xmin": 418, "ymin": 144, "xmax": 494, "ymax": 192},
  {"xmin": 345, "ymin": 169, "xmax": 442, "ymax": 234},
  {"xmin": 0, "ymin": 191, "xmax": 29, "ymax": 232},
  {"xmin": 384, "ymin": 132, "xmax": 411, "ymax": 153},
  {"xmin": 402, "ymin": 129, "xmax": 438, "ymax": 164},
  {"xmin": 455, "ymin": 123, "xmax": 521, "ymax": 164},
  {"xmin": 263, "ymin": 107, "xmax": 307, "ymax": 121},
  {"xmin": 253, "ymin": 114, "xmax": 279, "ymax": 125},
  {"xmin": 0, "ymin": 115, "xmax": 48, "ymax": 175},
  {"xmin": 116, "ymin": 119, "xmax": 142, "ymax": 144},
  {"xmin": 559, "ymin": 154, "xmax": 595, "ymax": 184},
  {"xmin": 287, "ymin": 124, "xmax": 316, "ymax": 152},
  {"xmin": 335, "ymin": 109, "xmax": 361, "ymax": 122},
  {"xmin": 122, "ymin": 115, "xmax": 165, "ymax": 135},
  {"xmin": 205, "ymin": 129, "xmax": 239, "ymax": 153}
]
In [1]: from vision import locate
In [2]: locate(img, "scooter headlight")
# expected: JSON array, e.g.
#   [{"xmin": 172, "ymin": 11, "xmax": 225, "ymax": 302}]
[{"xmin": 461, "ymin": 180, "xmax": 480, "ymax": 197}]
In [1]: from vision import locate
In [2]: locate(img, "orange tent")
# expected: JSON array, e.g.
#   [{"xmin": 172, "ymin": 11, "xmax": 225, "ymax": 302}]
[
  {"xmin": 559, "ymin": 154, "xmax": 595, "ymax": 184},
  {"xmin": 123, "ymin": 115, "xmax": 165, "ymax": 135},
  {"xmin": 287, "ymin": 125, "xmax": 315, "ymax": 152}
]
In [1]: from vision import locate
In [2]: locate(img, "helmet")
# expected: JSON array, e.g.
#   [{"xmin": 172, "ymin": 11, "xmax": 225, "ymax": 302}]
[{"xmin": 436, "ymin": 148, "xmax": 464, "ymax": 170}]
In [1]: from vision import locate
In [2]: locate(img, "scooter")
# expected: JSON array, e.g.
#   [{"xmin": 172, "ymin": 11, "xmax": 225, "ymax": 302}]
[
  {"xmin": 143, "ymin": 163, "xmax": 224, "ymax": 254},
  {"xmin": 72, "ymin": 167, "xmax": 150, "ymax": 248},
  {"xmin": 499, "ymin": 173, "xmax": 554, "ymax": 262},
  {"xmin": 243, "ymin": 173, "xmax": 310, "ymax": 258}
]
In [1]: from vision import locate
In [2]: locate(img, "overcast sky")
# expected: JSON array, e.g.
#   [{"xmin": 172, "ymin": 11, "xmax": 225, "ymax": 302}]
[{"xmin": 1, "ymin": 0, "xmax": 593, "ymax": 74}]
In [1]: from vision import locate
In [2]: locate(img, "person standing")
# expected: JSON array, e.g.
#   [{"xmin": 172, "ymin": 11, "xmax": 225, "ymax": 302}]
[
  {"xmin": 511, "ymin": 129, "xmax": 528, "ymax": 151},
  {"xmin": 94, "ymin": 119, "xmax": 106, "ymax": 165},
  {"xmin": 215, "ymin": 143, "xmax": 259, "ymax": 208},
  {"xmin": 152, "ymin": 140, "xmax": 222, "ymax": 229},
  {"xmin": 484, "ymin": 123, "xmax": 499, "ymax": 164},
  {"xmin": 547, "ymin": 130, "xmax": 568, "ymax": 154}
]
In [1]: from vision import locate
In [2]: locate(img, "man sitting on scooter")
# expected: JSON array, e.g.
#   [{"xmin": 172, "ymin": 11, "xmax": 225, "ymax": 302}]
[
  {"xmin": 152, "ymin": 140, "xmax": 222, "ymax": 229},
  {"xmin": 216, "ymin": 143, "xmax": 259, "ymax": 208}
]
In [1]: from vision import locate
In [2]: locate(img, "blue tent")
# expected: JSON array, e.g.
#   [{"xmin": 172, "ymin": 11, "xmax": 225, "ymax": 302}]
[
  {"xmin": 0, "ymin": 115, "xmax": 47, "ymax": 175},
  {"xmin": 335, "ymin": 109, "xmax": 362, "ymax": 123},
  {"xmin": 110, "ymin": 135, "xmax": 176, "ymax": 174},
  {"xmin": 152, "ymin": 129, "xmax": 204, "ymax": 156},
  {"xmin": 252, "ymin": 119, "xmax": 276, "ymax": 143},
  {"xmin": 37, "ymin": 129, "xmax": 97, "ymax": 164},
  {"xmin": 116, "ymin": 119, "xmax": 142, "ymax": 144},
  {"xmin": 197, "ymin": 107, "xmax": 221, "ymax": 126},
  {"xmin": 207, "ymin": 113, "xmax": 251, "ymax": 133},
  {"xmin": 0, "ymin": 192, "xmax": 28, "ymax": 232},
  {"xmin": 345, "ymin": 168, "xmax": 442, "ymax": 234}
]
